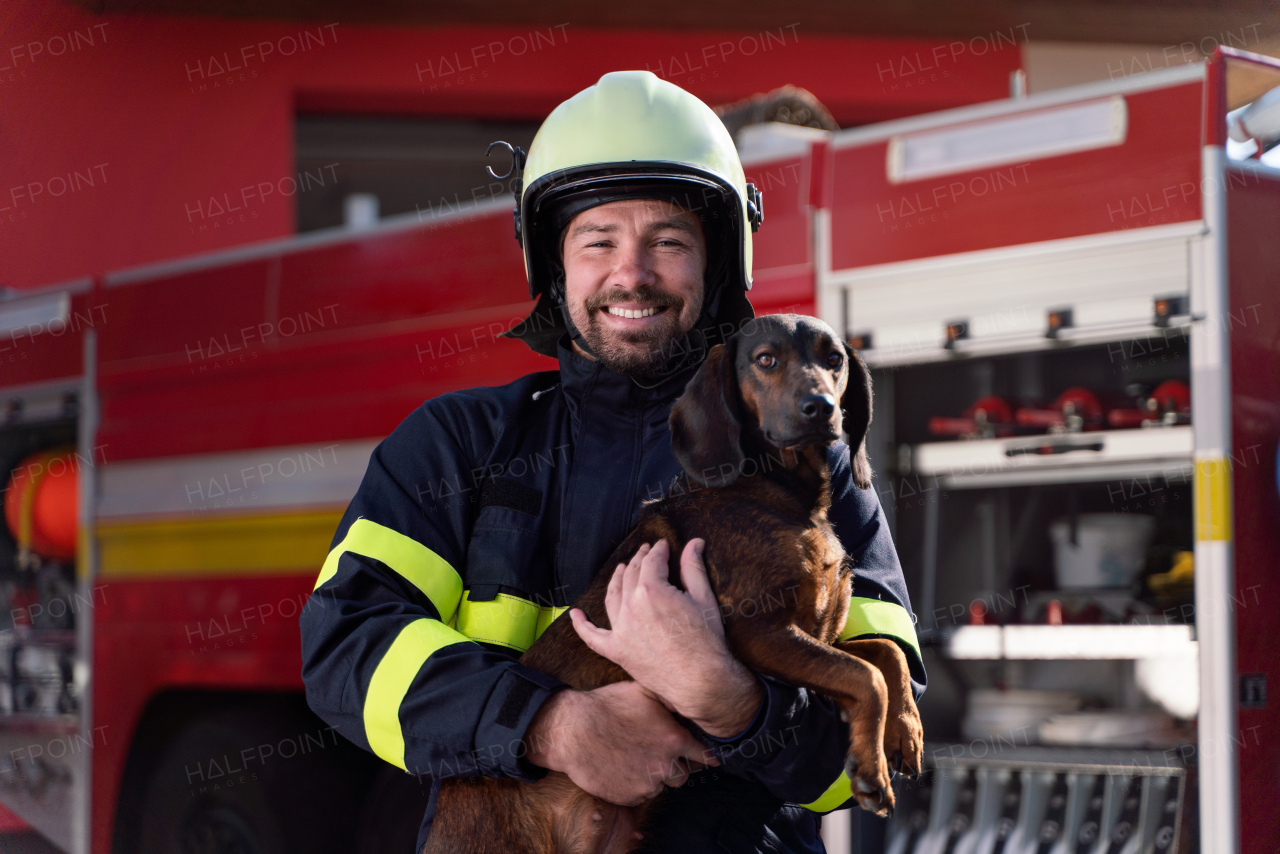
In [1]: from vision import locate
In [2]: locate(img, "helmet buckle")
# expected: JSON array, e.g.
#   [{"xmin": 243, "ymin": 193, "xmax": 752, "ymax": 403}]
[
  {"xmin": 487, "ymin": 141, "xmax": 528, "ymax": 243},
  {"xmin": 746, "ymin": 182, "xmax": 764, "ymax": 232},
  {"xmin": 485, "ymin": 141, "xmax": 527, "ymax": 181}
]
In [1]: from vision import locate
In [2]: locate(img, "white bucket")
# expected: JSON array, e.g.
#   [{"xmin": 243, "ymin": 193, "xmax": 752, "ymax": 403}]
[
  {"xmin": 961, "ymin": 689, "xmax": 1082, "ymax": 742},
  {"xmin": 1049, "ymin": 513, "xmax": 1155, "ymax": 588}
]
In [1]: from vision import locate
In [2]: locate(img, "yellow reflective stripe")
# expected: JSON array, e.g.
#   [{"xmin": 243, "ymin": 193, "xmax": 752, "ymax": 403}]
[
  {"xmin": 537, "ymin": 604, "xmax": 570, "ymax": 639},
  {"xmin": 363, "ymin": 598, "xmax": 568, "ymax": 768},
  {"xmin": 800, "ymin": 770, "xmax": 852, "ymax": 812},
  {"xmin": 364, "ymin": 618, "xmax": 474, "ymax": 770},
  {"xmin": 456, "ymin": 592, "xmax": 570, "ymax": 652},
  {"xmin": 314, "ymin": 518, "xmax": 463, "ymax": 623},
  {"xmin": 1195, "ymin": 457, "xmax": 1233, "ymax": 541},
  {"xmin": 457, "ymin": 592, "xmax": 539, "ymax": 651},
  {"xmin": 808, "ymin": 601, "xmax": 918, "ymax": 813},
  {"xmin": 837, "ymin": 597, "xmax": 921, "ymax": 660}
]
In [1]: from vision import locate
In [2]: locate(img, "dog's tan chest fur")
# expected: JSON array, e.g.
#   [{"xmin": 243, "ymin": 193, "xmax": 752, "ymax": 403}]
[{"xmin": 790, "ymin": 525, "xmax": 849, "ymax": 644}]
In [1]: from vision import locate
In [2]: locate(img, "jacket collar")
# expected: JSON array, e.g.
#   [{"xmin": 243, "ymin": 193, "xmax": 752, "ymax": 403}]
[{"xmin": 555, "ymin": 334, "xmax": 700, "ymax": 415}]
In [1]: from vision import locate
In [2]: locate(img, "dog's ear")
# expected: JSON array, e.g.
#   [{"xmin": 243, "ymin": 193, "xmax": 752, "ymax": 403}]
[
  {"xmin": 841, "ymin": 339, "xmax": 874, "ymax": 489},
  {"xmin": 670, "ymin": 339, "xmax": 745, "ymax": 488}
]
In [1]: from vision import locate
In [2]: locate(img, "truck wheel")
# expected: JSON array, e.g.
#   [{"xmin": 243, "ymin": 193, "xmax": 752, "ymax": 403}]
[
  {"xmin": 132, "ymin": 702, "xmax": 363, "ymax": 854},
  {"xmin": 172, "ymin": 804, "xmax": 275, "ymax": 854}
]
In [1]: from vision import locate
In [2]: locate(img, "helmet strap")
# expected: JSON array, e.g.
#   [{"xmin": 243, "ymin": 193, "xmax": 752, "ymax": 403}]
[{"xmin": 556, "ymin": 295, "xmax": 598, "ymax": 358}]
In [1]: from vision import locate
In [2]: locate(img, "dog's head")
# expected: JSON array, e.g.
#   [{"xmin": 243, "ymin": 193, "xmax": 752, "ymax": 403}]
[{"xmin": 669, "ymin": 314, "xmax": 873, "ymax": 489}]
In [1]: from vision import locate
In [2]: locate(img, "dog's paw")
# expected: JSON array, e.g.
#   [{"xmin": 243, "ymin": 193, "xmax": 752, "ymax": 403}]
[
  {"xmin": 883, "ymin": 701, "xmax": 924, "ymax": 780},
  {"xmin": 844, "ymin": 752, "xmax": 894, "ymax": 817}
]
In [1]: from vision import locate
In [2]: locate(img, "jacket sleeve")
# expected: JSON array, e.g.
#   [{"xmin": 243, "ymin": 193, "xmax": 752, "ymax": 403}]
[
  {"xmin": 701, "ymin": 442, "xmax": 925, "ymax": 811},
  {"xmin": 827, "ymin": 444, "xmax": 926, "ymax": 699},
  {"xmin": 299, "ymin": 398, "xmax": 566, "ymax": 782}
]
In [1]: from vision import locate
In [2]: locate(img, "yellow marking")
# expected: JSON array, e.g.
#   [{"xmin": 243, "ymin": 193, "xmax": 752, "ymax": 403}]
[
  {"xmin": 1195, "ymin": 457, "xmax": 1233, "ymax": 541},
  {"xmin": 98, "ymin": 509, "xmax": 345, "ymax": 580}
]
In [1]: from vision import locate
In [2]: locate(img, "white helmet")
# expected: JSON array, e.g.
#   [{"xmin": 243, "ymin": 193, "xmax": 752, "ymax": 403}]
[{"xmin": 496, "ymin": 71, "xmax": 761, "ymax": 359}]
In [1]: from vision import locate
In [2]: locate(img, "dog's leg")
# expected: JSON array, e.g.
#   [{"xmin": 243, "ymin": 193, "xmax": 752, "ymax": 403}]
[
  {"xmin": 836, "ymin": 638, "xmax": 922, "ymax": 779},
  {"xmin": 727, "ymin": 623, "xmax": 895, "ymax": 815},
  {"xmin": 428, "ymin": 778, "xmax": 549, "ymax": 853}
]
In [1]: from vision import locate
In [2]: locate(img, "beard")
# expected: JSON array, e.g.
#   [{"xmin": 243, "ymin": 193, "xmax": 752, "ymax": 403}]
[{"xmin": 573, "ymin": 285, "xmax": 704, "ymax": 380}]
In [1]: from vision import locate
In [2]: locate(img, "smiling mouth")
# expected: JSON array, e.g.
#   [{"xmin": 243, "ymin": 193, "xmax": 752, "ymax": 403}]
[{"xmin": 605, "ymin": 306, "xmax": 666, "ymax": 319}]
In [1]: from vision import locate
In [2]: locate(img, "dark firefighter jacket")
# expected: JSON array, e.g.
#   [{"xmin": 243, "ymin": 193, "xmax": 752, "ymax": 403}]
[{"xmin": 300, "ymin": 336, "xmax": 926, "ymax": 854}]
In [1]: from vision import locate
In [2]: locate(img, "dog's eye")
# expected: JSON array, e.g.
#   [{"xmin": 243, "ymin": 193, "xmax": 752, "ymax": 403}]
[
  {"xmin": 755, "ymin": 352, "xmax": 777, "ymax": 370},
  {"xmin": 827, "ymin": 351, "xmax": 844, "ymax": 370}
]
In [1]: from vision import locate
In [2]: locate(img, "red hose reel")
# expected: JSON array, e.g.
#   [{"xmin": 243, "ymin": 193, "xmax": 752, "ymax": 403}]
[
  {"xmin": 1015, "ymin": 387, "xmax": 1105, "ymax": 433},
  {"xmin": 1106, "ymin": 380, "xmax": 1191, "ymax": 428},
  {"xmin": 930, "ymin": 382, "xmax": 1191, "ymax": 440},
  {"xmin": 929, "ymin": 395, "xmax": 1016, "ymax": 439}
]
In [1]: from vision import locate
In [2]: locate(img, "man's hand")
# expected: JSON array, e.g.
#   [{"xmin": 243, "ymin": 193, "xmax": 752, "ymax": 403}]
[
  {"xmin": 524, "ymin": 681, "xmax": 716, "ymax": 806},
  {"xmin": 569, "ymin": 539, "xmax": 764, "ymax": 737}
]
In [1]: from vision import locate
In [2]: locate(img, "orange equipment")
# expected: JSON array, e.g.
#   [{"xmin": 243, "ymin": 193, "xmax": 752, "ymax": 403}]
[{"xmin": 3, "ymin": 449, "xmax": 78, "ymax": 566}]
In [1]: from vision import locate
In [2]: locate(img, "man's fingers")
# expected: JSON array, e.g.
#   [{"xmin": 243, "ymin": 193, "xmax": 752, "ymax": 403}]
[
  {"xmin": 679, "ymin": 539, "xmax": 717, "ymax": 611},
  {"xmin": 685, "ymin": 756, "xmax": 716, "ymax": 772},
  {"xmin": 638, "ymin": 539, "xmax": 672, "ymax": 591},
  {"xmin": 621, "ymin": 542, "xmax": 650, "ymax": 601},
  {"xmin": 663, "ymin": 758, "xmax": 691, "ymax": 788},
  {"xmin": 677, "ymin": 737, "xmax": 721, "ymax": 768},
  {"xmin": 569, "ymin": 608, "xmax": 614, "ymax": 657},
  {"xmin": 604, "ymin": 561, "xmax": 626, "ymax": 620}
]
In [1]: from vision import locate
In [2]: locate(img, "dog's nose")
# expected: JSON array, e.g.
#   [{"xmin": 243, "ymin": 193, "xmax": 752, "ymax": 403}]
[{"xmin": 799, "ymin": 394, "xmax": 836, "ymax": 421}]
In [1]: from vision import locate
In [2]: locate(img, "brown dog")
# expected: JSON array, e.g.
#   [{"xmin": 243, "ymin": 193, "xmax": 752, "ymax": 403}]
[{"xmin": 425, "ymin": 314, "xmax": 923, "ymax": 854}]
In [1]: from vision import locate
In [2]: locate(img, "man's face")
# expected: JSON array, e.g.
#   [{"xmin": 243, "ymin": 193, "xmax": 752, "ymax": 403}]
[{"xmin": 561, "ymin": 198, "xmax": 706, "ymax": 378}]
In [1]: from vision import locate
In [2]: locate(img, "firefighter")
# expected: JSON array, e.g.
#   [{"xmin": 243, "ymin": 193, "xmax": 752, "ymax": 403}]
[{"xmin": 300, "ymin": 70, "xmax": 924, "ymax": 852}]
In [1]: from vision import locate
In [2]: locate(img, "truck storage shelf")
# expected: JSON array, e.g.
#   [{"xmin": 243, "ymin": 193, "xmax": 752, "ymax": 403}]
[
  {"xmin": 924, "ymin": 741, "xmax": 1188, "ymax": 773},
  {"xmin": 911, "ymin": 425, "xmax": 1192, "ymax": 488},
  {"xmin": 942, "ymin": 624, "xmax": 1197, "ymax": 660},
  {"xmin": 0, "ymin": 629, "xmax": 78, "ymax": 649},
  {"xmin": 0, "ymin": 714, "xmax": 80, "ymax": 734}
]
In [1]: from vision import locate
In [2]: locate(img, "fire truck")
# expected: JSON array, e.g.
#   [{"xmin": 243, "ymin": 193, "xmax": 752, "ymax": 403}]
[
  {"xmin": 0, "ymin": 107, "xmax": 818, "ymax": 853},
  {"xmin": 813, "ymin": 48, "xmax": 1279, "ymax": 854},
  {"xmin": 1, "ymin": 48, "xmax": 1276, "ymax": 854}
]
